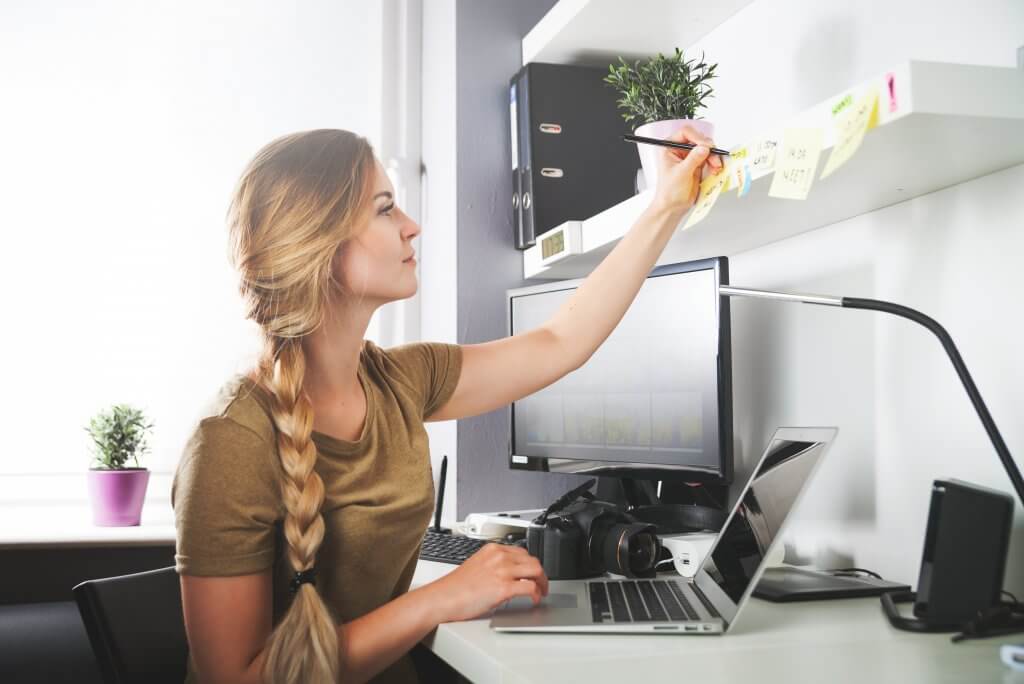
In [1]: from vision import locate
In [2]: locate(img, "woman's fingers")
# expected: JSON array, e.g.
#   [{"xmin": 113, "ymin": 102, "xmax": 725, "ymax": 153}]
[
  {"xmin": 665, "ymin": 125, "xmax": 724, "ymax": 173},
  {"xmin": 511, "ymin": 558, "xmax": 549, "ymax": 596},
  {"xmin": 666, "ymin": 125, "xmax": 705, "ymax": 146},
  {"xmin": 494, "ymin": 549, "xmax": 549, "ymax": 597},
  {"xmin": 504, "ymin": 578, "xmax": 543, "ymax": 605}
]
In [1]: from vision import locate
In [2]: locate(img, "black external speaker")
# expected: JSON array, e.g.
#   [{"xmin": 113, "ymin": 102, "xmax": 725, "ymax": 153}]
[
  {"xmin": 882, "ymin": 478, "xmax": 1014, "ymax": 631},
  {"xmin": 915, "ymin": 479, "xmax": 1014, "ymax": 623}
]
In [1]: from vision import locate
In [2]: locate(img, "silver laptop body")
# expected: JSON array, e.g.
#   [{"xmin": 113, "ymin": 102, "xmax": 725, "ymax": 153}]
[{"xmin": 491, "ymin": 426, "xmax": 837, "ymax": 634}]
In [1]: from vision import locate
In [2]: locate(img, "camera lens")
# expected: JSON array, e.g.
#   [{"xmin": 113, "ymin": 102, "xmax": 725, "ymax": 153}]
[{"xmin": 600, "ymin": 523, "xmax": 661, "ymax": 577}]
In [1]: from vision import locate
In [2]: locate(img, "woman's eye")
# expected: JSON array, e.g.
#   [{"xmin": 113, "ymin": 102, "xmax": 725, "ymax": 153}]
[{"xmin": 380, "ymin": 204, "xmax": 395, "ymax": 217}]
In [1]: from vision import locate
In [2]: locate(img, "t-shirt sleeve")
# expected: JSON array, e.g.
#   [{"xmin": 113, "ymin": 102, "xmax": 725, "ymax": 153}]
[
  {"xmin": 383, "ymin": 342, "xmax": 463, "ymax": 420},
  {"xmin": 171, "ymin": 417, "xmax": 282, "ymax": 576}
]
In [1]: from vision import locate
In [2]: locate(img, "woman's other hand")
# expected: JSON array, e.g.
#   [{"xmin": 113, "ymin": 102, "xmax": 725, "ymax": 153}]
[
  {"xmin": 651, "ymin": 125, "xmax": 724, "ymax": 215},
  {"xmin": 426, "ymin": 543, "xmax": 549, "ymax": 623}
]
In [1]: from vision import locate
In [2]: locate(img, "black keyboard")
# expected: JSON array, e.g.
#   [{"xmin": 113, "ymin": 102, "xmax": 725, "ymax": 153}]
[
  {"xmin": 418, "ymin": 529, "xmax": 513, "ymax": 564},
  {"xmin": 588, "ymin": 579, "xmax": 717, "ymax": 623}
]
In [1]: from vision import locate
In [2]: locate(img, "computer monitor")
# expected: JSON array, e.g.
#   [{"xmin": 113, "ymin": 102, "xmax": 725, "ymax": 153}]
[{"xmin": 507, "ymin": 256, "xmax": 733, "ymax": 485}]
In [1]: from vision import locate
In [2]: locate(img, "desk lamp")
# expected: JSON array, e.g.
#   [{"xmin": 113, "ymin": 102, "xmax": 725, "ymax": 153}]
[{"xmin": 719, "ymin": 284, "xmax": 1022, "ymax": 633}]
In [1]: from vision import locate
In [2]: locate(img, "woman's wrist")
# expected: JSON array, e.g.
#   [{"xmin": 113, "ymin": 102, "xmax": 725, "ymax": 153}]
[
  {"xmin": 644, "ymin": 195, "xmax": 690, "ymax": 232},
  {"xmin": 414, "ymin": 577, "xmax": 453, "ymax": 626}
]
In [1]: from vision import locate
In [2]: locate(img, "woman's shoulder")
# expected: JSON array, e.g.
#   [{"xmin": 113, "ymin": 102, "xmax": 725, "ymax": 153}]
[
  {"xmin": 194, "ymin": 373, "xmax": 277, "ymax": 445},
  {"xmin": 174, "ymin": 375, "xmax": 282, "ymax": 496}
]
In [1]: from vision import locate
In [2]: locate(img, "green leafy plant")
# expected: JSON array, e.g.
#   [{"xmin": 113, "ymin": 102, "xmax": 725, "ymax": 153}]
[
  {"xmin": 603, "ymin": 48, "xmax": 718, "ymax": 125},
  {"xmin": 85, "ymin": 404, "xmax": 153, "ymax": 469}
]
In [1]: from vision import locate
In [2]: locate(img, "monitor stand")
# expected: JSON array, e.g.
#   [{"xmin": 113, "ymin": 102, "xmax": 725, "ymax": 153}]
[{"xmin": 595, "ymin": 477, "xmax": 729, "ymax": 534}]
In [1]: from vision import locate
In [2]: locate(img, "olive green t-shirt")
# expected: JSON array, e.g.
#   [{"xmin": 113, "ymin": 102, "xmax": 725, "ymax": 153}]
[{"xmin": 171, "ymin": 339, "xmax": 462, "ymax": 684}]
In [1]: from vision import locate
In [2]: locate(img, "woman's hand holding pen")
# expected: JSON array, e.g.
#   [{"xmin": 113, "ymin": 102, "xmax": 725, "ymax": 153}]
[
  {"xmin": 426, "ymin": 543, "xmax": 549, "ymax": 623},
  {"xmin": 650, "ymin": 125, "xmax": 724, "ymax": 215}
]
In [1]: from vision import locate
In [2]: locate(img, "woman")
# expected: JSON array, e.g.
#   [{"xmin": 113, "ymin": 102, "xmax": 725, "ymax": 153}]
[{"xmin": 172, "ymin": 126, "xmax": 721, "ymax": 684}]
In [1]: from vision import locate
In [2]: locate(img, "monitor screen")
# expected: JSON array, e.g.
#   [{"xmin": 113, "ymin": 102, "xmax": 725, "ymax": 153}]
[{"xmin": 508, "ymin": 257, "xmax": 732, "ymax": 482}]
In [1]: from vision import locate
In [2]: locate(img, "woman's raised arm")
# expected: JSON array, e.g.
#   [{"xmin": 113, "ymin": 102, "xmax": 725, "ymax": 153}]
[{"xmin": 429, "ymin": 126, "xmax": 720, "ymax": 423}]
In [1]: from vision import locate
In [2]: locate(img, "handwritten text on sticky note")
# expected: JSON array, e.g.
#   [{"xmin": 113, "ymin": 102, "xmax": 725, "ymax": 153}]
[
  {"xmin": 747, "ymin": 138, "xmax": 779, "ymax": 179},
  {"xmin": 768, "ymin": 128, "xmax": 823, "ymax": 200},
  {"xmin": 683, "ymin": 167, "xmax": 730, "ymax": 230},
  {"xmin": 820, "ymin": 89, "xmax": 878, "ymax": 180}
]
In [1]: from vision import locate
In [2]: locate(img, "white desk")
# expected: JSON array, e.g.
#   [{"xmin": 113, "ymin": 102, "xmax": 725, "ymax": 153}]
[{"xmin": 412, "ymin": 560, "xmax": 1021, "ymax": 684}]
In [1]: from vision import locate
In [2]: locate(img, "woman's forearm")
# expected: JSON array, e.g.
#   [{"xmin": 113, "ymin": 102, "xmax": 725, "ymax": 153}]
[
  {"xmin": 237, "ymin": 583, "xmax": 444, "ymax": 684},
  {"xmin": 544, "ymin": 199, "xmax": 689, "ymax": 369},
  {"xmin": 334, "ymin": 581, "xmax": 445, "ymax": 683}
]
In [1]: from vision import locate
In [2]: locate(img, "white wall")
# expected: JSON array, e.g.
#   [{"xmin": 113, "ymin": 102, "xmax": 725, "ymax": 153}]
[
  {"xmin": 681, "ymin": 0, "xmax": 1024, "ymax": 591},
  {"xmin": 0, "ymin": 1, "xmax": 382, "ymax": 519}
]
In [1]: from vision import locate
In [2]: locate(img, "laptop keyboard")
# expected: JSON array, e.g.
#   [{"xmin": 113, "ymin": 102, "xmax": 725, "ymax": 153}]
[{"xmin": 589, "ymin": 579, "xmax": 715, "ymax": 623}]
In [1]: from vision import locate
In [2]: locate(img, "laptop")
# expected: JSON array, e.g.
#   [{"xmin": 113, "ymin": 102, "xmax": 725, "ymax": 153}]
[{"xmin": 490, "ymin": 426, "xmax": 837, "ymax": 634}]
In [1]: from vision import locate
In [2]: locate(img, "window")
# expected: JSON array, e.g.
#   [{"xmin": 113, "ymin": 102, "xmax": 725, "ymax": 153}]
[{"xmin": 0, "ymin": 2, "xmax": 386, "ymax": 514}]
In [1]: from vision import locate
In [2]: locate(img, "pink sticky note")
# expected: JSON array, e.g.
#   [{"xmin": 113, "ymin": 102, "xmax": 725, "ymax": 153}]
[{"xmin": 886, "ymin": 72, "xmax": 898, "ymax": 114}]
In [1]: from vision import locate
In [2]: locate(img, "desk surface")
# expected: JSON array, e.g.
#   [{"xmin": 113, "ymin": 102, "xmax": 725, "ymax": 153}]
[{"xmin": 412, "ymin": 560, "xmax": 1022, "ymax": 684}]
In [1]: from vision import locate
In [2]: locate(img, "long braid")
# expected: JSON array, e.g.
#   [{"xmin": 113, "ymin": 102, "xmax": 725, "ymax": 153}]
[
  {"xmin": 258, "ymin": 337, "xmax": 339, "ymax": 683},
  {"xmin": 226, "ymin": 128, "xmax": 376, "ymax": 682}
]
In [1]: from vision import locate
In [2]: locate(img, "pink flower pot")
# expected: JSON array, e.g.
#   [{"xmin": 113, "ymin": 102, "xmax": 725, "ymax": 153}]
[
  {"xmin": 634, "ymin": 119, "xmax": 715, "ymax": 192},
  {"xmin": 88, "ymin": 468, "xmax": 150, "ymax": 526}
]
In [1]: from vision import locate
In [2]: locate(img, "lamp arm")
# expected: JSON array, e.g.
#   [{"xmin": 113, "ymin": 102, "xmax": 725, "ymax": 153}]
[{"xmin": 719, "ymin": 285, "xmax": 1024, "ymax": 509}]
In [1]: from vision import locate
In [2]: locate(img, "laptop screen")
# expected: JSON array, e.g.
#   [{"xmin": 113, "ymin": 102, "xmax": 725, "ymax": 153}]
[{"xmin": 700, "ymin": 438, "xmax": 829, "ymax": 604}]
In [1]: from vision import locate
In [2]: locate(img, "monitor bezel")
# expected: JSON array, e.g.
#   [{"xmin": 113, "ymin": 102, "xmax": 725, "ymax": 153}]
[{"xmin": 505, "ymin": 256, "xmax": 734, "ymax": 484}]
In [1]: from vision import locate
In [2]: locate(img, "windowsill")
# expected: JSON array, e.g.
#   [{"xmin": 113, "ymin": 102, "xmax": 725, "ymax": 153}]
[
  {"xmin": 0, "ymin": 472, "xmax": 177, "ymax": 549},
  {"xmin": 0, "ymin": 503, "xmax": 176, "ymax": 549}
]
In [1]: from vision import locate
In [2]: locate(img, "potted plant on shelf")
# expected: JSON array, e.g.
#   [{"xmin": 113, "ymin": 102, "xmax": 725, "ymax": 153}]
[
  {"xmin": 84, "ymin": 404, "xmax": 153, "ymax": 526},
  {"xmin": 604, "ymin": 48, "xmax": 718, "ymax": 190}
]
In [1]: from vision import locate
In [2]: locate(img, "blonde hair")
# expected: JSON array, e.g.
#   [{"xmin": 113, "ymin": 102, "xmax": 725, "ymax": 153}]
[{"xmin": 227, "ymin": 129, "xmax": 375, "ymax": 683}]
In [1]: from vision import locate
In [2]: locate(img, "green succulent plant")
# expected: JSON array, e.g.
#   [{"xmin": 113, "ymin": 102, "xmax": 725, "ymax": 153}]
[
  {"xmin": 603, "ymin": 48, "xmax": 718, "ymax": 125},
  {"xmin": 85, "ymin": 404, "xmax": 153, "ymax": 469}
]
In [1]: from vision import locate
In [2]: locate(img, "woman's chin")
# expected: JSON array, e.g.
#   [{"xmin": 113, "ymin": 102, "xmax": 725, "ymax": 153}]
[{"xmin": 388, "ymin": 281, "xmax": 418, "ymax": 302}]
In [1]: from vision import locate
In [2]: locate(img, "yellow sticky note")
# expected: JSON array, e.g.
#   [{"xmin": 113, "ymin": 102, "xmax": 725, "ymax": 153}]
[
  {"xmin": 729, "ymin": 147, "xmax": 745, "ymax": 192},
  {"xmin": 821, "ymin": 89, "xmax": 879, "ymax": 180},
  {"xmin": 768, "ymin": 128, "xmax": 824, "ymax": 200},
  {"xmin": 683, "ymin": 166, "xmax": 730, "ymax": 230}
]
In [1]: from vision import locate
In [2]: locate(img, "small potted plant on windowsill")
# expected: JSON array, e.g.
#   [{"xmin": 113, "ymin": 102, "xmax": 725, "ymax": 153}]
[
  {"xmin": 85, "ymin": 404, "xmax": 153, "ymax": 526},
  {"xmin": 604, "ymin": 48, "xmax": 718, "ymax": 191}
]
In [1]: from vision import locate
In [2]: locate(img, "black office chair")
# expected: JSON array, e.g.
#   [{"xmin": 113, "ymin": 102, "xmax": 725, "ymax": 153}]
[{"xmin": 72, "ymin": 566, "xmax": 189, "ymax": 684}]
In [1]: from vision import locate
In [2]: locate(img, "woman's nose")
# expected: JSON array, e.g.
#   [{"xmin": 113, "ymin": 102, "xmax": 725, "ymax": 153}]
[{"xmin": 402, "ymin": 213, "xmax": 421, "ymax": 240}]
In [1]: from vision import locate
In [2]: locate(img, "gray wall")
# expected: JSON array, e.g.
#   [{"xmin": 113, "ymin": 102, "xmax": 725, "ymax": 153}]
[{"xmin": 454, "ymin": 0, "xmax": 597, "ymax": 518}]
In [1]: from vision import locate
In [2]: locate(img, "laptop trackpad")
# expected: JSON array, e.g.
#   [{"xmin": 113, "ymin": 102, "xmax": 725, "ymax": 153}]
[{"xmin": 503, "ymin": 592, "xmax": 577, "ymax": 613}]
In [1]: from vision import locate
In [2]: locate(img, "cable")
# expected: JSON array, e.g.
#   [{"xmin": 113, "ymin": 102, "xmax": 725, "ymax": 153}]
[
  {"xmin": 951, "ymin": 600, "xmax": 1024, "ymax": 643},
  {"xmin": 830, "ymin": 567, "xmax": 884, "ymax": 581}
]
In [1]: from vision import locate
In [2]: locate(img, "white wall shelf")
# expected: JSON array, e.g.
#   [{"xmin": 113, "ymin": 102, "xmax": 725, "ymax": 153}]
[
  {"xmin": 522, "ymin": 0, "xmax": 753, "ymax": 66},
  {"xmin": 523, "ymin": 60, "xmax": 1024, "ymax": 280}
]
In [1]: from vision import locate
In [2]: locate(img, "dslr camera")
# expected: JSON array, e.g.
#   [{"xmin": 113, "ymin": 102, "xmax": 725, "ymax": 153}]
[{"xmin": 526, "ymin": 482, "xmax": 661, "ymax": 580}]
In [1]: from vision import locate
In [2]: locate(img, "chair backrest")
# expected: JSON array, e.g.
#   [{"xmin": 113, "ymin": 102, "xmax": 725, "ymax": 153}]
[{"xmin": 73, "ymin": 566, "xmax": 188, "ymax": 684}]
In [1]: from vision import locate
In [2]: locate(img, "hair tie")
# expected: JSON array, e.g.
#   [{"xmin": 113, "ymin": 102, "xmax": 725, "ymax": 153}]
[{"xmin": 289, "ymin": 568, "xmax": 317, "ymax": 594}]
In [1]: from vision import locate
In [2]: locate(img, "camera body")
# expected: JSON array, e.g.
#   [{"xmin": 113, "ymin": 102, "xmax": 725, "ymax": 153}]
[{"xmin": 527, "ymin": 499, "xmax": 661, "ymax": 580}]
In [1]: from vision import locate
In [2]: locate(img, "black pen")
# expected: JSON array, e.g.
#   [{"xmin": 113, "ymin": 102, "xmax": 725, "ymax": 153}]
[{"xmin": 623, "ymin": 133, "xmax": 731, "ymax": 157}]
